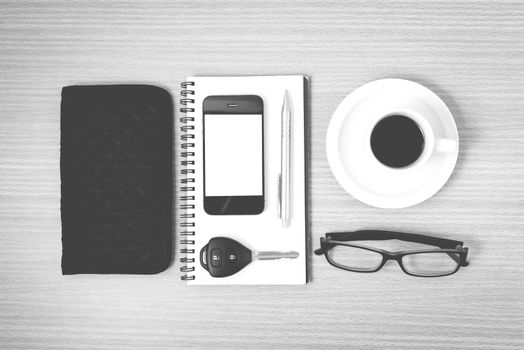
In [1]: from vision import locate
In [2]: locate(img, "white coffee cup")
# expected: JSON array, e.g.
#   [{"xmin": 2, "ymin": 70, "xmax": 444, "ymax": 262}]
[{"xmin": 365, "ymin": 108, "xmax": 457, "ymax": 171}]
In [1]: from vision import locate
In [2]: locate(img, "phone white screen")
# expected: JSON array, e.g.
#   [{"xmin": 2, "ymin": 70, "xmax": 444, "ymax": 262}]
[{"xmin": 204, "ymin": 114, "xmax": 263, "ymax": 196}]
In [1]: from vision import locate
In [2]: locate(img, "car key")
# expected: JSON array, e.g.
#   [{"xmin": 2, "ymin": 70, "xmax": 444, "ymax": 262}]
[{"xmin": 199, "ymin": 237, "xmax": 299, "ymax": 278}]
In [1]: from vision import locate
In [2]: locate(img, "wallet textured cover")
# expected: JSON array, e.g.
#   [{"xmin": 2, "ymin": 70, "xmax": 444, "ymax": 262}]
[{"xmin": 60, "ymin": 85, "xmax": 173, "ymax": 274}]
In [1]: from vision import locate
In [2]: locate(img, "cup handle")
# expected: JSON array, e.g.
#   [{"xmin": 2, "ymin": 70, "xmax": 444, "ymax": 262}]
[{"xmin": 435, "ymin": 138, "xmax": 457, "ymax": 153}]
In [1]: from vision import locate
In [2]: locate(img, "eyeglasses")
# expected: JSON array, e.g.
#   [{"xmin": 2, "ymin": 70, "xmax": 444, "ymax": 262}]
[{"xmin": 314, "ymin": 230, "xmax": 469, "ymax": 277}]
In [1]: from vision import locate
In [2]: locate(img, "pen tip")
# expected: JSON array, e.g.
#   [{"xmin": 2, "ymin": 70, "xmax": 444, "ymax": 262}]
[{"xmin": 282, "ymin": 90, "xmax": 289, "ymax": 111}]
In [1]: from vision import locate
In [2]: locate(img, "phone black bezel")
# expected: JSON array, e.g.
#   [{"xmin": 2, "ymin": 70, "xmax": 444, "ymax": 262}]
[{"xmin": 202, "ymin": 95, "xmax": 264, "ymax": 215}]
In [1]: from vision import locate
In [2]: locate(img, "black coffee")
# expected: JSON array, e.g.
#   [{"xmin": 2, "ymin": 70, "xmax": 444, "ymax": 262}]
[{"xmin": 370, "ymin": 115, "xmax": 425, "ymax": 168}]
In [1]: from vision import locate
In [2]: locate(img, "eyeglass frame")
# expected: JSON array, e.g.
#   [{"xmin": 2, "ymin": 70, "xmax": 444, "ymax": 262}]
[{"xmin": 314, "ymin": 230, "xmax": 469, "ymax": 277}]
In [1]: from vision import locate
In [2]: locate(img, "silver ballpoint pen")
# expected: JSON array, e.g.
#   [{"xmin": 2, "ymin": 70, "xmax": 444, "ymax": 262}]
[{"xmin": 278, "ymin": 90, "xmax": 292, "ymax": 228}]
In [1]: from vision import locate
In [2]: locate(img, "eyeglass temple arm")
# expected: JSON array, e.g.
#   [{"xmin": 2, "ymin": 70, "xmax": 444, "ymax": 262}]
[
  {"xmin": 313, "ymin": 247, "xmax": 324, "ymax": 255},
  {"xmin": 321, "ymin": 230, "xmax": 469, "ymax": 266},
  {"xmin": 326, "ymin": 230, "xmax": 462, "ymax": 247}
]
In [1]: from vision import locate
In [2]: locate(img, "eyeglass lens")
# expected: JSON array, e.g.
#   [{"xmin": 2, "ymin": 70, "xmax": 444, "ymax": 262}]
[
  {"xmin": 327, "ymin": 245, "xmax": 383, "ymax": 272},
  {"xmin": 402, "ymin": 252, "xmax": 460, "ymax": 276}
]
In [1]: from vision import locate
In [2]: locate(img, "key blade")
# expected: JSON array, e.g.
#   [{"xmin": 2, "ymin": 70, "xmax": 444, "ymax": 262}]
[{"xmin": 254, "ymin": 251, "xmax": 299, "ymax": 260}]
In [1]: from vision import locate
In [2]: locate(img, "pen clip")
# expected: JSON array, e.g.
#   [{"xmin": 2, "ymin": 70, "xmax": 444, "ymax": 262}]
[{"xmin": 277, "ymin": 174, "xmax": 282, "ymax": 219}]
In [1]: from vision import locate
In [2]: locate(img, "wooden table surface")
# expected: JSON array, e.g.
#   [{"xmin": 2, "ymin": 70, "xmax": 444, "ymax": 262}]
[{"xmin": 1, "ymin": 1, "xmax": 523, "ymax": 349}]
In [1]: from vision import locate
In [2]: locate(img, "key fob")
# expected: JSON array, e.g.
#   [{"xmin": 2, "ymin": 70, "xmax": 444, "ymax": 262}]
[{"xmin": 200, "ymin": 237, "xmax": 252, "ymax": 277}]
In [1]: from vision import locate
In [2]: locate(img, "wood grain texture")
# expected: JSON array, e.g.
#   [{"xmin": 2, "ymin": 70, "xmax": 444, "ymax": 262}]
[{"xmin": 1, "ymin": 0, "xmax": 523, "ymax": 349}]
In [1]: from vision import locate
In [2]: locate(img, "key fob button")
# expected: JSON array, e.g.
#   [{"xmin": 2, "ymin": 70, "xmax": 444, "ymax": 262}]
[
  {"xmin": 226, "ymin": 250, "xmax": 237, "ymax": 264},
  {"xmin": 210, "ymin": 248, "xmax": 222, "ymax": 267}
]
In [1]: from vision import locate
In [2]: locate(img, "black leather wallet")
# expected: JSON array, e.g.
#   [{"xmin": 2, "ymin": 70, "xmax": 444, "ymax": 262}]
[{"xmin": 60, "ymin": 85, "xmax": 173, "ymax": 274}]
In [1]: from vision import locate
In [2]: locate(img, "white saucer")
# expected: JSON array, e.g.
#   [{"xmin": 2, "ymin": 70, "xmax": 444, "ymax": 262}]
[{"xmin": 326, "ymin": 79, "xmax": 459, "ymax": 208}]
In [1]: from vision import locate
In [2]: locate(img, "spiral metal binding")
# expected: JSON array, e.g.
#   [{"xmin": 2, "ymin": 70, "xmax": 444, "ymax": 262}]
[{"xmin": 179, "ymin": 81, "xmax": 196, "ymax": 281}]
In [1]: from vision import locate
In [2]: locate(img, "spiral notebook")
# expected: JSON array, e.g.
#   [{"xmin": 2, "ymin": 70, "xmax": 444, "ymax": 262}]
[{"xmin": 179, "ymin": 75, "xmax": 308, "ymax": 284}]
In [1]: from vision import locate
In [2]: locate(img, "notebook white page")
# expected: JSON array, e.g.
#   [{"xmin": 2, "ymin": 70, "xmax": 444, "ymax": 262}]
[{"xmin": 183, "ymin": 75, "xmax": 307, "ymax": 285}]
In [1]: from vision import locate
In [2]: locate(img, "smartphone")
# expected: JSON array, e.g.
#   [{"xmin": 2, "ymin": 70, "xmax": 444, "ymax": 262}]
[{"xmin": 202, "ymin": 95, "xmax": 264, "ymax": 215}]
